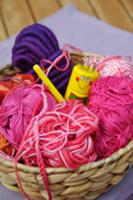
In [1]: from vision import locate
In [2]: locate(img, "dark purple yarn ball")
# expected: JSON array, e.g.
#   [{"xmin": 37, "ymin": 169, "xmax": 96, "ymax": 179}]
[{"xmin": 12, "ymin": 23, "xmax": 59, "ymax": 72}]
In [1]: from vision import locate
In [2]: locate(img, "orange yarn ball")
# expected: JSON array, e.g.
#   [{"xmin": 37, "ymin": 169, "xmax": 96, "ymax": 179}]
[{"xmin": 0, "ymin": 132, "xmax": 14, "ymax": 155}]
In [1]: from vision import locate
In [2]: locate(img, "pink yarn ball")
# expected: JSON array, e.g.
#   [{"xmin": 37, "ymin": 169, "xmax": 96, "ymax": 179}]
[
  {"xmin": 16, "ymin": 100, "xmax": 98, "ymax": 169},
  {"xmin": 0, "ymin": 84, "xmax": 56, "ymax": 149},
  {"xmin": 89, "ymin": 76, "xmax": 133, "ymax": 159},
  {"xmin": 97, "ymin": 56, "xmax": 133, "ymax": 79}
]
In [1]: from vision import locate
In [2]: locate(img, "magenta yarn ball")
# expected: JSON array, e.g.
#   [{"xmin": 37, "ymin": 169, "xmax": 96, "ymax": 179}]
[{"xmin": 89, "ymin": 76, "xmax": 133, "ymax": 159}]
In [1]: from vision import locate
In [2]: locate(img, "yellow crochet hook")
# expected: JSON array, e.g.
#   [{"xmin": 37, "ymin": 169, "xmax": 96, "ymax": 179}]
[{"xmin": 33, "ymin": 64, "xmax": 65, "ymax": 103}]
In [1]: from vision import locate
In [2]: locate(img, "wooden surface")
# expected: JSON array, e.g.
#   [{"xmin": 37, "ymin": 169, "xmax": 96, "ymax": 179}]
[{"xmin": 0, "ymin": 0, "xmax": 133, "ymax": 41}]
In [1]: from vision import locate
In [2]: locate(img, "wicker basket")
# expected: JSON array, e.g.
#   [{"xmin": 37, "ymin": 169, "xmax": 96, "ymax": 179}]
[{"xmin": 0, "ymin": 53, "xmax": 133, "ymax": 200}]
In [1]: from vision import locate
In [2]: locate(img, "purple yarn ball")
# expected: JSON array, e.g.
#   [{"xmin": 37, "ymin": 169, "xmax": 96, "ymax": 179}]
[{"xmin": 12, "ymin": 23, "xmax": 59, "ymax": 72}]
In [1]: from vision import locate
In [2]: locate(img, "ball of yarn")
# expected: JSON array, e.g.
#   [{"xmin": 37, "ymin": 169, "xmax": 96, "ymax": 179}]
[
  {"xmin": 0, "ymin": 74, "xmax": 35, "ymax": 105},
  {"xmin": 12, "ymin": 23, "xmax": 59, "ymax": 72},
  {"xmin": 89, "ymin": 76, "xmax": 133, "ymax": 159},
  {"xmin": 97, "ymin": 56, "xmax": 133, "ymax": 79},
  {"xmin": 16, "ymin": 100, "xmax": 98, "ymax": 169},
  {"xmin": 0, "ymin": 84, "xmax": 57, "ymax": 148},
  {"xmin": 0, "ymin": 132, "xmax": 15, "ymax": 155},
  {"xmin": 42, "ymin": 50, "xmax": 73, "ymax": 95}
]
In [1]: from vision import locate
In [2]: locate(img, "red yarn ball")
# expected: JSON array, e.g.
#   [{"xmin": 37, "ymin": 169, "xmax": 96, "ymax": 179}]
[{"xmin": 16, "ymin": 100, "xmax": 98, "ymax": 169}]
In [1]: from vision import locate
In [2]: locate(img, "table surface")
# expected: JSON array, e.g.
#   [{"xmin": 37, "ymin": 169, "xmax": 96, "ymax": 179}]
[{"xmin": 0, "ymin": 0, "xmax": 133, "ymax": 42}]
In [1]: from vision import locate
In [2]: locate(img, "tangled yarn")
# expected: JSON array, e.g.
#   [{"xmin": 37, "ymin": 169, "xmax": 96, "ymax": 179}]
[
  {"xmin": 12, "ymin": 23, "xmax": 59, "ymax": 72},
  {"xmin": 16, "ymin": 99, "xmax": 98, "ymax": 169},
  {"xmin": 89, "ymin": 76, "xmax": 133, "ymax": 159},
  {"xmin": 96, "ymin": 56, "xmax": 133, "ymax": 79},
  {"xmin": 0, "ymin": 84, "xmax": 47, "ymax": 149}
]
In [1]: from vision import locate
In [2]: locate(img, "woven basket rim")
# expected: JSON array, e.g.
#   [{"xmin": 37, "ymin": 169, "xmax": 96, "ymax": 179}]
[{"xmin": 0, "ymin": 140, "xmax": 132, "ymax": 174}]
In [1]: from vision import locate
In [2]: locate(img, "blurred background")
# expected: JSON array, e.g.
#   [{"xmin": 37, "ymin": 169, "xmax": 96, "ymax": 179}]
[{"xmin": 0, "ymin": 0, "xmax": 133, "ymax": 41}]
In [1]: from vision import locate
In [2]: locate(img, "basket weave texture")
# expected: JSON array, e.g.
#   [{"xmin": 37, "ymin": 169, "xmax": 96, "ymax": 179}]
[{"xmin": 0, "ymin": 53, "xmax": 133, "ymax": 200}]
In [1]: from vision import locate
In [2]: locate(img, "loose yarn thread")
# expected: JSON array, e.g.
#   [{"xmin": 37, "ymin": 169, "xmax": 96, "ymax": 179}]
[
  {"xmin": 41, "ymin": 50, "xmax": 71, "ymax": 95},
  {"xmin": 13, "ymin": 91, "xmax": 57, "ymax": 200},
  {"xmin": 41, "ymin": 44, "xmax": 82, "ymax": 95},
  {"xmin": 89, "ymin": 76, "xmax": 133, "ymax": 159}
]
